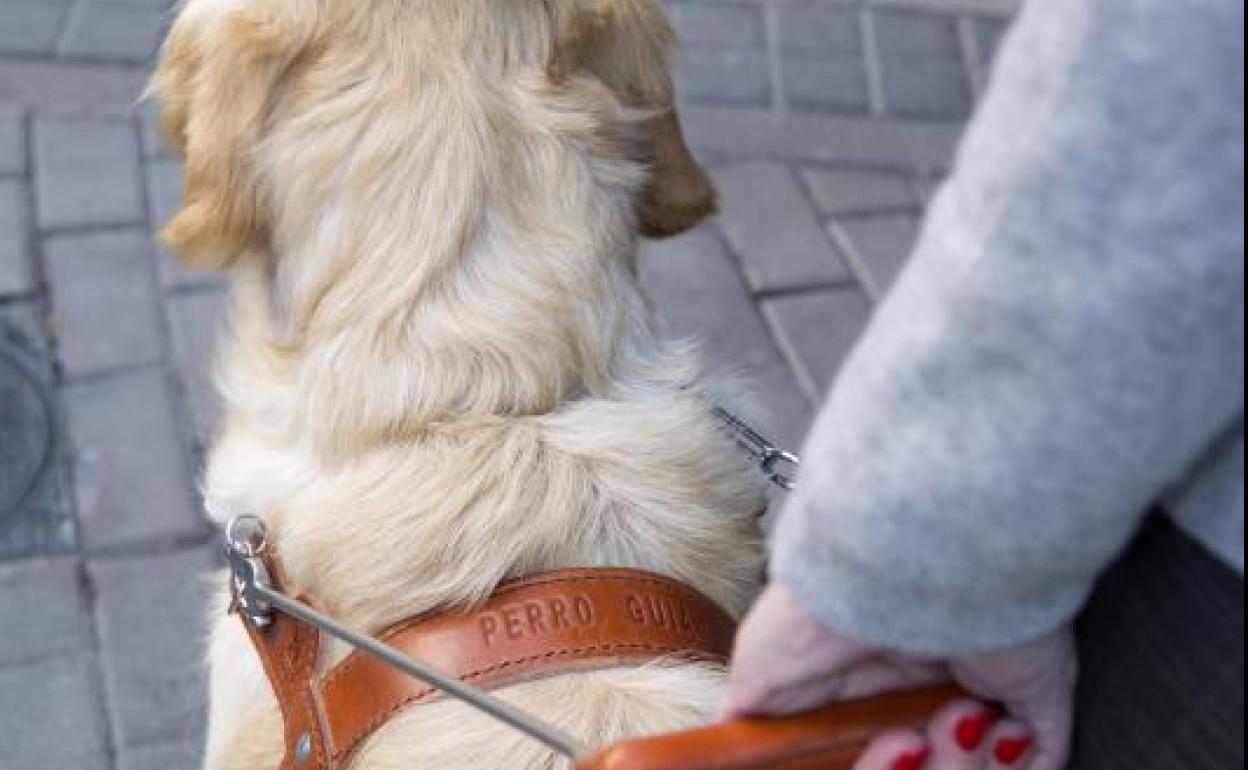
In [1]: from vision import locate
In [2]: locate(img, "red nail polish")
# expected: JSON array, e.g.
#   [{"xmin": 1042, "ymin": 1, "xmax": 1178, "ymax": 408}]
[
  {"xmin": 954, "ymin": 711, "xmax": 993, "ymax": 751},
  {"xmin": 892, "ymin": 747, "xmax": 931, "ymax": 770},
  {"xmin": 994, "ymin": 736, "xmax": 1035, "ymax": 765}
]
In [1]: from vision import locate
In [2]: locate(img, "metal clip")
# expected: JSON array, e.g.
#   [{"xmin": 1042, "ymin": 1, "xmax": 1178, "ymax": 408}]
[
  {"xmin": 225, "ymin": 515, "xmax": 275, "ymax": 629},
  {"xmin": 713, "ymin": 407, "xmax": 801, "ymax": 491}
]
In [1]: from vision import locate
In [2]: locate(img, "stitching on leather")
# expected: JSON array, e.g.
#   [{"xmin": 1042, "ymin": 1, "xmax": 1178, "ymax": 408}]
[
  {"xmin": 323, "ymin": 571, "xmax": 731, "ymax": 689},
  {"xmin": 327, "ymin": 644, "xmax": 729, "ymax": 761}
]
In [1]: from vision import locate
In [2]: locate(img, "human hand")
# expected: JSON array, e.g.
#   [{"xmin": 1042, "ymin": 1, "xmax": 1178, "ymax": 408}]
[{"xmin": 724, "ymin": 583, "xmax": 1077, "ymax": 770}]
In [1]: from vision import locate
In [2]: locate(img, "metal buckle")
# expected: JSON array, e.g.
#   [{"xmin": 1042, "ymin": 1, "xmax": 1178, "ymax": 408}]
[
  {"xmin": 713, "ymin": 407, "xmax": 801, "ymax": 491},
  {"xmin": 225, "ymin": 515, "xmax": 274, "ymax": 629}
]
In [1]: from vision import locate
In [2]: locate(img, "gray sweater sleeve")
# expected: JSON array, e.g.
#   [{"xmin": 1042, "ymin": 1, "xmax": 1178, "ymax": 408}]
[{"xmin": 772, "ymin": 0, "xmax": 1245, "ymax": 655}]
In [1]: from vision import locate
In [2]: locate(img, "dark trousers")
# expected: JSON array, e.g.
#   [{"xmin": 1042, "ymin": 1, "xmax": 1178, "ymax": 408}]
[{"xmin": 1070, "ymin": 516, "xmax": 1245, "ymax": 769}]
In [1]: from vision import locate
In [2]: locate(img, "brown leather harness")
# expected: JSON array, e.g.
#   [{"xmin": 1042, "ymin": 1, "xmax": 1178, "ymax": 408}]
[
  {"xmin": 232, "ymin": 537, "xmax": 970, "ymax": 770},
  {"xmin": 237, "ymin": 553, "xmax": 739, "ymax": 770}
]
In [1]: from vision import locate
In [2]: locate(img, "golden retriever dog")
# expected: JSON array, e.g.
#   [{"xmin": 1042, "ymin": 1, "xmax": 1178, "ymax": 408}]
[{"xmin": 148, "ymin": 1, "xmax": 768, "ymax": 768}]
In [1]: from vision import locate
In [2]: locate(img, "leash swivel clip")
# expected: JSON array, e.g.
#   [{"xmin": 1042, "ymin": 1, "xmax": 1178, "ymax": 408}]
[
  {"xmin": 225, "ymin": 515, "xmax": 275, "ymax": 629},
  {"xmin": 714, "ymin": 407, "xmax": 801, "ymax": 491}
]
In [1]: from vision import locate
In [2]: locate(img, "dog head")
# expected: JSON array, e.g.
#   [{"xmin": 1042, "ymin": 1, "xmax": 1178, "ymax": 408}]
[{"xmin": 147, "ymin": 0, "xmax": 714, "ymax": 272}]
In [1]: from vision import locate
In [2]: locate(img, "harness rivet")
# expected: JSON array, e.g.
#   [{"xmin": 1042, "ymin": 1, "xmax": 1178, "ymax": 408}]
[{"xmin": 294, "ymin": 733, "xmax": 313, "ymax": 765}]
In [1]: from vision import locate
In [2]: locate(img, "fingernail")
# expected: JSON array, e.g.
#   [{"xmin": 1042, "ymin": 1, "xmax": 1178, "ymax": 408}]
[
  {"xmin": 953, "ymin": 711, "xmax": 993, "ymax": 751},
  {"xmin": 892, "ymin": 747, "xmax": 930, "ymax": 770},
  {"xmin": 993, "ymin": 736, "xmax": 1035, "ymax": 765}
]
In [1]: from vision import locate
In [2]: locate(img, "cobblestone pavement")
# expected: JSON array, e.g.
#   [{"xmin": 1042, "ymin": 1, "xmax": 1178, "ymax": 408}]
[{"xmin": 0, "ymin": 1, "xmax": 1017, "ymax": 768}]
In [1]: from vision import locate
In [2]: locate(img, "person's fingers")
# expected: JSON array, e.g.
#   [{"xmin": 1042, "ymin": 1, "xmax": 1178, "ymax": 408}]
[
  {"xmin": 851, "ymin": 730, "xmax": 931, "ymax": 770},
  {"xmin": 953, "ymin": 628, "xmax": 1076, "ymax": 770},
  {"xmin": 926, "ymin": 699, "xmax": 997, "ymax": 770},
  {"xmin": 985, "ymin": 720, "xmax": 1035, "ymax": 770},
  {"xmin": 725, "ymin": 583, "xmax": 870, "ymax": 716}
]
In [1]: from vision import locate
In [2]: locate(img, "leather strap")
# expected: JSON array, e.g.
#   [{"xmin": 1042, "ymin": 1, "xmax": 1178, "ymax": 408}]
[
  {"xmin": 238, "ymin": 566, "xmax": 737, "ymax": 769},
  {"xmin": 237, "ymin": 584, "xmax": 330, "ymax": 770},
  {"xmin": 575, "ymin": 685, "xmax": 971, "ymax": 770}
]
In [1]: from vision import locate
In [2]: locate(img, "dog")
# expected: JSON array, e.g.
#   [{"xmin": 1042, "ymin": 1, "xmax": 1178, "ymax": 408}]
[{"xmin": 149, "ymin": 1, "xmax": 768, "ymax": 768}]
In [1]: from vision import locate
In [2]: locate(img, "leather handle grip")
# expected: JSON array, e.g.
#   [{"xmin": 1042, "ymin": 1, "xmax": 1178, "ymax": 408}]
[{"xmin": 576, "ymin": 684, "xmax": 974, "ymax": 770}]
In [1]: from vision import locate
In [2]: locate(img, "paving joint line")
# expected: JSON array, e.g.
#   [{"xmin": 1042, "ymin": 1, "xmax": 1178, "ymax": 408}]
[{"xmin": 132, "ymin": 114, "xmax": 214, "ymax": 532}]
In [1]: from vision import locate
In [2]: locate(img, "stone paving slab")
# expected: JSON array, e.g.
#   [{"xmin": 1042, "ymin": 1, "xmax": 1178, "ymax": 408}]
[
  {"xmin": 118, "ymin": 741, "xmax": 203, "ymax": 770},
  {"xmin": 43, "ymin": 228, "xmax": 165, "ymax": 377},
  {"xmin": 0, "ymin": 556, "xmax": 91, "ymax": 666},
  {"xmin": 0, "ymin": 653, "xmax": 112, "ymax": 770},
  {"xmin": 762, "ymin": 287, "xmax": 875, "ymax": 401},
  {"xmin": 716, "ymin": 162, "xmax": 851, "ymax": 293},
  {"xmin": 830, "ymin": 213, "xmax": 922, "ymax": 299},
  {"xmin": 802, "ymin": 167, "xmax": 919, "ymax": 217},
  {"xmin": 34, "ymin": 113, "xmax": 145, "ymax": 230},
  {"xmin": 0, "ymin": 2, "xmax": 72, "ymax": 57},
  {"xmin": 164, "ymin": 288, "xmax": 226, "ymax": 444},
  {"xmin": 91, "ymin": 546, "xmax": 215, "ymax": 752},
  {"xmin": 0, "ymin": 105, "xmax": 24, "ymax": 175},
  {"xmin": 683, "ymin": 107, "xmax": 962, "ymax": 170},
  {"xmin": 64, "ymin": 367, "xmax": 202, "ymax": 551},
  {"xmin": 0, "ymin": 177, "xmax": 31, "ymax": 297},
  {"xmin": 0, "ymin": 59, "xmax": 149, "ymax": 110}
]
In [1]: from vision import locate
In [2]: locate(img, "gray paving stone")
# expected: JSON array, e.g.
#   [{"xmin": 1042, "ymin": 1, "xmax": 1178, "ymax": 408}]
[
  {"xmin": 0, "ymin": 178, "xmax": 33, "ymax": 298},
  {"xmin": 975, "ymin": 16, "xmax": 1012, "ymax": 71},
  {"xmin": 872, "ymin": 9, "xmax": 972, "ymax": 118},
  {"xmin": 91, "ymin": 546, "xmax": 216, "ymax": 751},
  {"xmin": 762, "ymin": 287, "xmax": 873, "ymax": 400},
  {"xmin": 679, "ymin": 50, "xmax": 771, "ymax": 107},
  {"xmin": 64, "ymin": 367, "xmax": 200, "ymax": 550},
  {"xmin": 778, "ymin": 2, "xmax": 862, "ymax": 53},
  {"xmin": 138, "ymin": 101, "xmax": 170, "ymax": 159},
  {"xmin": 829, "ymin": 213, "xmax": 921, "ymax": 299},
  {"xmin": 642, "ymin": 225, "xmax": 814, "ymax": 450},
  {"xmin": 802, "ymin": 168, "xmax": 917, "ymax": 216},
  {"xmin": 0, "ymin": 654, "xmax": 110, "ymax": 770},
  {"xmin": 715, "ymin": 162, "xmax": 849, "ymax": 292},
  {"xmin": 145, "ymin": 159, "xmax": 221, "ymax": 289},
  {"xmin": 879, "ymin": 55, "xmax": 972, "ymax": 119},
  {"xmin": 0, "ymin": 558, "xmax": 90, "ymax": 666},
  {"xmin": 43, "ymin": 229, "xmax": 165, "ymax": 377},
  {"xmin": 0, "ymin": 59, "xmax": 150, "ymax": 110},
  {"xmin": 675, "ymin": 1, "xmax": 765, "ymax": 49},
  {"xmin": 912, "ymin": 171, "xmax": 946, "ymax": 206},
  {"xmin": 782, "ymin": 53, "xmax": 870, "ymax": 114},
  {"xmin": 0, "ymin": 105, "xmax": 24, "ymax": 175},
  {"xmin": 683, "ymin": 107, "xmax": 963, "ymax": 171},
  {"xmin": 165, "ymin": 289, "xmax": 226, "ymax": 443},
  {"xmin": 872, "ymin": 8, "xmax": 963, "ymax": 57},
  {"xmin": 0, "ymin": 1, "xmax": 72, "ymax": 55},
  {"xmin": 34, "ymin": 113, "xmax": 144, "ymax": 230},
  {"xmin": 59, "ymin": 2, "xmax": 169, "ymax": 61},
  {"xmin": 119, "ymin": 741, "xmax": 203, "ymax": 770}
]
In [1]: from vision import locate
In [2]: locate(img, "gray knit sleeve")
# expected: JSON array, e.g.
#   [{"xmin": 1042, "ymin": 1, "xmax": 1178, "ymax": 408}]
[{"xmin": 772, "ymin": 0, "xmax": 1244, "ymax": 655}]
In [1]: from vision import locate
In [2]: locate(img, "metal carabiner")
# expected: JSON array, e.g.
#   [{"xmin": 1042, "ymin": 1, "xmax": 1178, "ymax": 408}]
[
  {"xmin": 225, "ymin": 515, "xmax": 275, "ymax": 629},
  {"xmin": 713, "ymin": 406, "xmax": 802, "ymax": 491}
]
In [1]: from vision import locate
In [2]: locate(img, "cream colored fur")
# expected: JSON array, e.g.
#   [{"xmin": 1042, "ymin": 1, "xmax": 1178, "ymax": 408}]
[{"xmin": 148, "ymin": 1, "xmax": 768, "ymax": 768}]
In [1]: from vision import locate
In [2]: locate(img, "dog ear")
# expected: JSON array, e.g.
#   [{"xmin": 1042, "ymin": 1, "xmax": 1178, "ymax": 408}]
[
  {"xmin": 552, "ymin": 0, "xmax": 717, "ymax": 239},
  {"xmin": 148, "ymin": 6, "xmax": 314, "ymax": 269}
]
